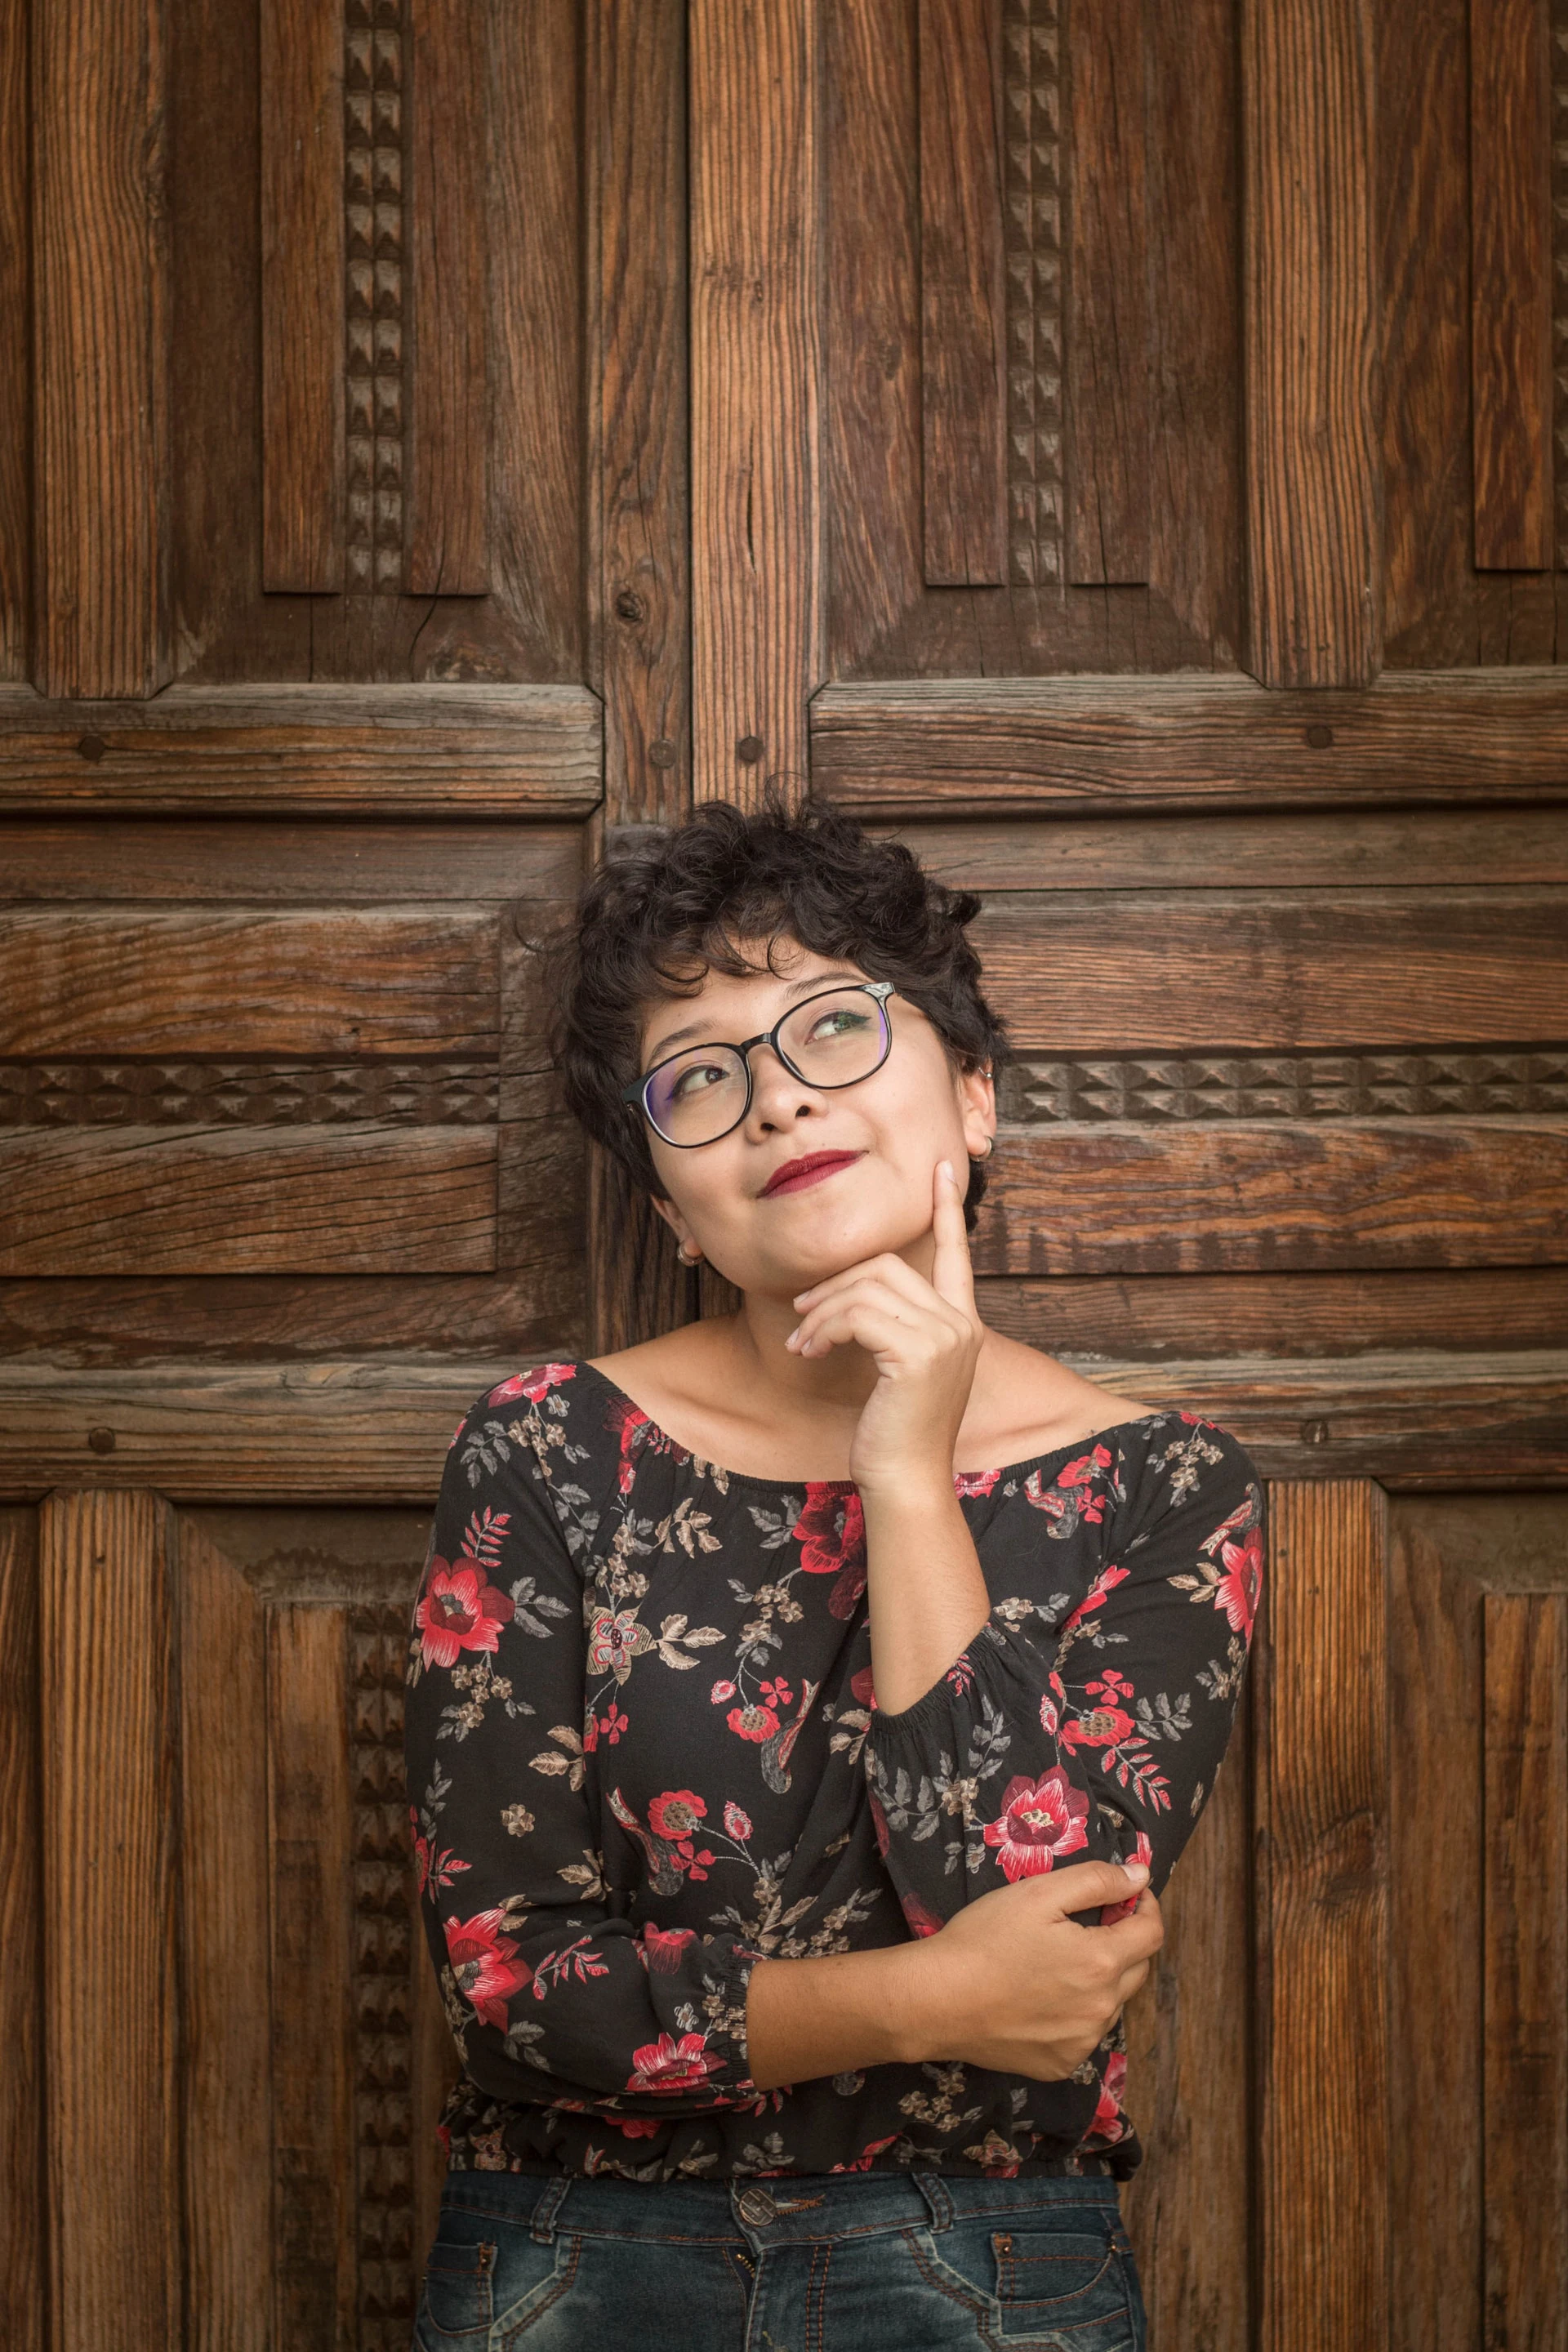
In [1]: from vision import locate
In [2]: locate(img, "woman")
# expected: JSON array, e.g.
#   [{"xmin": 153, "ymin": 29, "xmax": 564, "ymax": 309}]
[{"xmin": 405, "ymin": 800, "xmax": 1263, "ymax": 2350}]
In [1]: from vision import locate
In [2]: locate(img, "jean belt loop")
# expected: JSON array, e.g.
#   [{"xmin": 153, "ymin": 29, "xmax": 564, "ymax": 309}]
[
  {"xmin": 530, "ymin": 2178, "xmax": 571, "ymax": 2244},
  {"xmin": 915, "ymin": 2171, "xmax": 955, "ymax": 2234}
]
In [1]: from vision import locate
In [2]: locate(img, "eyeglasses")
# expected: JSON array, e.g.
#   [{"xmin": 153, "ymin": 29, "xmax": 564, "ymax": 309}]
[{"xmin": 624, "ymin": 981, "xmax": 898, "ymax": 1148}]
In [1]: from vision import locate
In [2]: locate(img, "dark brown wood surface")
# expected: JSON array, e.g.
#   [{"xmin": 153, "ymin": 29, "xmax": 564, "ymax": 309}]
[
  {"xmin": 1468, "ymin": 0, "xmax": 1553, "ymax": 572},
  {"xmin": 406, "ymin": 0, "xmax": 488, "ymax": 595},
  {"xmin": 1066, "ymin": 0, "xmax": 1150, "ymax": 586},
  {"xmin": 1241, "ymin": 0, "xmax": 1380, "ymax": 685},
  {"xmin": 1482, "ymin": 1590, "xmax": 1568, "ymax": 2352},
  {"xmin": 0, "ymin": 819, "xmax": 585, "ymax": 903},
  {"xmin": 0, "ymin": 0, "xmax": 25, "ymax": 682},
  {"xmin": 40, "ymin": 1490, "xmax": 180, "ymax": 2352},
  {"xmin": 814, "ymin": 670, "xmax": 1568, "ymax": 810},
  {"xmin": 32, "ymin": 0, "xmax": 167, "ymax": 699},
  {"xmin": 0, "ymin": 1509, "xmax": 42, "ymax": 2352},
  {"xmin": 259, "ymin": 0, "xmax": 344, "ymax": 593},
  {"xmin": 918, "ymin": 0, "xmax": 1005, "ymax": 586},
  {"xmin": 1256, "ymin": 1481, "xmax": 1391, "ymax": 2352},
  {"xmin": 690, "ymin": 0, "xmax": 822, "ymax": 807}
]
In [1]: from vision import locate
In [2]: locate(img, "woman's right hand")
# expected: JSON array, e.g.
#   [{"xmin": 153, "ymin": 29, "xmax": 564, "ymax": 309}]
[{"xmin": 908, "ymin": 1861, "xmax": 1164, "ymax": 2080}]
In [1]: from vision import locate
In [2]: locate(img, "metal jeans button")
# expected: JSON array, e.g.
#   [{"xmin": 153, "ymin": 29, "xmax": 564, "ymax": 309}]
[{"xmin": 737, "ymin": 2186, "xmax": 777, "ymax": 2227}]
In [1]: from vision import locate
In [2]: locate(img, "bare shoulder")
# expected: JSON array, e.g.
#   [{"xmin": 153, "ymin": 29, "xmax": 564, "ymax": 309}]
[
  {"xmin": 586, "ymin": 1316, "xmax": 744, "ymax": 1435},
  {"xmin": 963, "ymin": 1329, "xmax": 1156, "ymax": 1467}
]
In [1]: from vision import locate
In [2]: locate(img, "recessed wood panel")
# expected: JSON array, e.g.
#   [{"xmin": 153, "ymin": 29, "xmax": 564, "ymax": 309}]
[
  {"xmin": 1066, "ymin": 0, "xmax": 1150, "ymax": 586},
  {"xmin": 260, "ymin": 0, "xmax": 345, "ymax": 591},
  {"xmin": 0, "ymin": 1129, "xmax": 498, "ymax": 1276},
  {"xmin": 1256, "ymin": 1481, "xmax": 1390, "ymax": 2350},
  {"xmin": 39, "ymin": 1490, "xmax": 179, "ymax": 2352},
  {"xmin": 1469, "ymin": 0, "xmax": 1553, "ymax": 572},
  {"xmin": 407, "ymin": 0, "xmax": 489, "ymax": 595},
  {"xmin": 0, "ymin": 822, "xmax": 585, "ymax": 904},
  {"xmin": 975, "ymin": 890, "xmax": 1568, "ymax": 1050},
  {"xmin": 0, "ymin": 1508, "xmax": 42, "ymax": 2352},
  {"xmin": 0, "ymin": 908, "xmax": 497, "ymax": 1058},
  {"xmin": 0, "ymin": 0, "xmax": 25, "ymax": 683},
  {"xmin": 977, "ymin": 1120, "xmax": 1568, "ymax": 1274}
]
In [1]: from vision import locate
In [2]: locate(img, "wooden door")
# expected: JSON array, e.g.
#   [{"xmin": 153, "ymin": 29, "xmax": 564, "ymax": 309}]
[{"xmin": 3, "ymin": 3, "xmax": 1566, "ymax": 2350}]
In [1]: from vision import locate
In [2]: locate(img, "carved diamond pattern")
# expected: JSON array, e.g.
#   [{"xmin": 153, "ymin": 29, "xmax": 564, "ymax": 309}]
[
  {"xmin": 346, "ymin": 0, "xmax": 406, "ymax": 593},
  {"xmin": 352, "ymin": 1604, "xmax": 419, "ymax": 2351},
  {"xmin": 1554, "ymin": 14, "xmax": 1568, "ymax": 566},
  {"xmin": 1003, "ymin": 1049, "xmax": 1568, "ymax": 1124},
  {"xmin": 0, "ymin": 1062, "xmax": 497, "ymax": 1126},
  {"xmin": 1003, "ymin": 0, "xmax": 1063, "ymax": 586}
]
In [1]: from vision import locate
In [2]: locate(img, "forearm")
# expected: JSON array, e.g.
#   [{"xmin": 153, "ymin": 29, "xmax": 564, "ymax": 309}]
[
  {"xmin": 861, "ymin": 1478, "xmax": 991, "ymax": 1715},
  {"xmin": 744, "ymin": 1940, "xmax": 931, "ymax": 2092}
]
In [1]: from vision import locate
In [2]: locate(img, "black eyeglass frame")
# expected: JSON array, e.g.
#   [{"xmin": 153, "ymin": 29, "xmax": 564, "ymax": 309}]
[{"xmin": 622, "ymin": 980, "xmax": 899, "ymax": 1148}]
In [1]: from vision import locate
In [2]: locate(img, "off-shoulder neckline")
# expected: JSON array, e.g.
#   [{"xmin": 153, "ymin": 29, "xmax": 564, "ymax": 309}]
[{"xmin": 567, "ymin": 1356, "xmax": 1180, "ymax": 1495}]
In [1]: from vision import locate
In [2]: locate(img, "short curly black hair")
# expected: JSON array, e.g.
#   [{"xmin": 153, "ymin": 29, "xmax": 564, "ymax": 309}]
[{"xmin": 548, "ymin": 797, "xmax": 1008, "ymax": 1229}]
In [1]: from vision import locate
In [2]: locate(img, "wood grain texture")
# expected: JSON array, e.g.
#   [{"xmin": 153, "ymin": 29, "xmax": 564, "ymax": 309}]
[
  {"xmin": 975, "ymin": 1120, "xmax": 1568, "ymax": 1274},
  {"xmin": 0, "ymin": 684, "xmax": 602, "ymax": 814},
  {"xmin": 813, "ymin": 669, "xmax": 1568, "ymax": 811},
  {"xmin": 588, "ymin": 0, "xmax": 691, "ymax": 824},
  {"xmin": 690, "ymin": 0, "xmax": 822, "ymax": 808},
  {"xmin": 587, "ymin": 1138, "xmax": 701, "ymax": 1353},
  {"xmin": 1255, "ymin": 1481, "xmax": 1391, "ymax": 2351},
  {"xmin": 33, "ymin": 0, "xmax": 168, "ymax": 697},
  {"xmin": 0, "ymin": 1510, "xmax": 42, "ymax": 2352},
  {"xmin": 883, "ymin": 807, "xmax": 1568, "ymax": 891},
  {"xmin": 919, "ymin": 0, "xmax": 1006, "ymax": 585},
  {"xmin": 0, "ymin": 905, "xmax": 498, "ymax": 1056},
  {"xmin": 974, "ymin": 888, "xmax": 1568, "ymax": 1049},
  {"xmin": 0, "ymin": 819, "xmax": 586, "ymax": 902},
  {"xmin": 1120, "ymin": 1698, "xmax": 1252, "ymax": 2352},
  {"xmin": 1, "ymin": 1351, "xmax": 1563, "ymax": 1504},
  {"xmin": 978, "ymin": 1265, "xmax": 1568, "ymax": 1361},
  {"xmin": 1470, "ymin": 0, "xmax": 1553, "ymax": 571},
  {"xmin": 260, "ymin": 0, "xmax": 344, "ymax": 592},
  {"xmin": 1241, "ymin": 0, "xmax": 1380, "ymax": 685},
  {"xmin": 408, "ymin": 0, "xmax": 488, "ymax": 595},
  {"xmin": 0, "ymin": 1128, "xmax": 500, "ymax": 1276},
  {"xmin": 1066, "ymin": 0, "xmax": 1150, "ymax": 585},
  {"xmin": 268, "ymin": 1604, "xmax": 355, "ymax": 2352},
  {"xmin": 39, "ymin": 1490, "xmax": 179, "ymax": 2352},
  {"xmin": 0, "ymin": 1269, "xmax": 585, "ymax": 1368},
  {"xmin": 0, "ymin": 0, "xmax": 25, "ymax": 680},
  {"xmin": 177, "ymin": 1517, "xmax": 273, "ymax": 2352},
  {"xmin": 1483, "ymin": 1591, "xmax": 1568, "ymax": 2352}
]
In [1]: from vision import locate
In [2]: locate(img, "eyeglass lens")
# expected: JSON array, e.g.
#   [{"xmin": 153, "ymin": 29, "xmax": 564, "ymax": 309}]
[{"xmin": 643, "ymin": 987, "xmax": 891, "ymax": 1146}]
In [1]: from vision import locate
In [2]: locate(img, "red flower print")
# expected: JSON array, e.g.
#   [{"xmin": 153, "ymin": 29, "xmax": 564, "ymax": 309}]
[
  {"xmin": 1059, "ymin": 1566, "xmax": 1130, "ymax": 1640},
  {"xmin": 1101, "ymin": 1832, "xmax": 1154, "ymax": 1923},
  {"xmin": 901, "ymin": 1890, "xmax": 944, "ymax": 1939},
  {"xmin": 849, "ymin": 1666, "xmax": 877, "ymax": 1710},
  {"xmin": 648, "ymin": 1790, "xmax": 708, "ymax": 1841},
  {"xmin": 1061, "ymin": 1704, "xmax": 1137, "ymax": 1753},
  {"xmin": 617, "ymin": 2117, "xmax": 661, "ymax": 2138},
  {"xmin": 759, "ymin": 1677, "xmax": 794, "ymax": 1709},
  {"xmin": 1061, "ymin": 1443, "xmax": 1113, "ymax": 1487},
  {"xmin": 728, "ymin": 1704, "xmax": 780, "ymax": 1742},
  {"xmin": 626, "ymin": 2031, "xmax": 724, "ymax": 2095},
  {"xmin": 794, "ymin": 1484, "xmax": 865, "ymax": 1575},
  {"xmin": 487, "ymin": 1361, "xmax": 576, "ymax": 1408},
  {"xmin": 954, "ymin": 1467, "xmax": 1001, "ymax": 1499},
  {"xmin": 641, "ymin": 1923, "xmax": 697, "ymax": 1975},
  {"xmin": 443, "ymin": 1909, "xmax": 532, "ymax": 2029},
  {"xmin": 1085, "ymin": 2049, "xmax": 1130, "ymax": 2145},
  {"xmin": 586, "ymin": 1608, "xmax": 653, "ymax": 1677},
  {"xmin": 1216, "ymin": 1527, "xmax": 1263, "ymax": 1637},
  {"xmin": 724, "ymin": 1801, "xmax": 753, "ymax": 1841},
  {"xmin": 1040, "ymin": 1670, "xmax": 1067, "ymax": 1737},
  {"xmin": 596, "ymin": 1705, "xmax": 630, "ymax": 1746},
  {"xmin": 982, "ymin": 1769, "xmax": 1090, "ymax": 1881},
  {"xmin": 410, "ymin": 1809, "xmax": 470, "ymax": 1897},
  {"xmin": 416, "ymin": 1557, "xmax": 516, "ymax": 1669},
  {"xmin": 710, "ymin": 1679, "xmax": 737, "ymax": 1703}
]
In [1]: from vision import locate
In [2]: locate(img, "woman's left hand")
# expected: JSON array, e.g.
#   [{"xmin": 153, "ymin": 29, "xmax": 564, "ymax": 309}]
[{"xmin": 786, "ymin": 1159, "xmax": 983, "ymax": 1498}]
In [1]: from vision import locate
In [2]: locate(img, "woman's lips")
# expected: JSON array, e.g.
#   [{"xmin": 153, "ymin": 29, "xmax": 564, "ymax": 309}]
[{"xmin": 760, "ymin": 1150, "xmax": 865, "ymax": 1198}]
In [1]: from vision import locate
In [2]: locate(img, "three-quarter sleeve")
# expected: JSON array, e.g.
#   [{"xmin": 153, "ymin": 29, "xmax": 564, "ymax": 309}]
[
  {"xmin": 404, "ymin": 1388, "xmax": 761, "ymax": 2119},
  {"xmin": 862, "ymin": 1419, "xmax": 1263, "ymax": 1933}
]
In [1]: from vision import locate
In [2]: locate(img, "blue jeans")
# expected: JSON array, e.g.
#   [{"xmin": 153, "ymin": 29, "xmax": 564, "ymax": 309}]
[{"xmin": 414, "ymin": 2167, "xmax": 1147, "ymax": 2350}]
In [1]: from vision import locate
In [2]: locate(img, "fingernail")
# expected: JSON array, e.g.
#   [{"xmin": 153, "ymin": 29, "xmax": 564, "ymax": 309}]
[
  {"xmin": 785, "ymin": 1328, "xmax": 800, "ymax": 1350},
  {"xmin": 938, "ymin": 1159, "xmax": 955, "ymax": 1183},
  {"xmin": 1121, "ymin": 1861, "xmax": 1149, "ymax": 1885}
]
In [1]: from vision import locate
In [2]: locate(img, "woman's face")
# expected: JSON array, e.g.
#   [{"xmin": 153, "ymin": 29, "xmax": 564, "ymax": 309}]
[{"xmin": 637, "ymin": 938, "xmax": 995, "ymax": 1297}]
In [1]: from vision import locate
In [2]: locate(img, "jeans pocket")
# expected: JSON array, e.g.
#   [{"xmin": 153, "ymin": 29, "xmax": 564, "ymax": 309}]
[
  {"xmin": 416, "ymin": 2235, "xmax": 496, "ymax": 2345},
  {"xmin": 990, "ymin": 2222, "xmax": 1136, "ymax": 2347}
]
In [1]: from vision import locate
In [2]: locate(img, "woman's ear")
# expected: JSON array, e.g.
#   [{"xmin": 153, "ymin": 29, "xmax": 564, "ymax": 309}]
[
  {"xmin": 957, "ymin": 1061, "xmax": 996, "ymax": 1160},
  {"xmin": 649, "ymin": 1192, "xmax": 703, "ymax": 1266}
]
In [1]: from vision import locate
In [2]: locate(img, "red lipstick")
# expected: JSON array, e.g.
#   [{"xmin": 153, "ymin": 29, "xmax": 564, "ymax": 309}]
[{"xmin": 760, "ymin": 1150, "xmax": 865, "ymax": 1198}]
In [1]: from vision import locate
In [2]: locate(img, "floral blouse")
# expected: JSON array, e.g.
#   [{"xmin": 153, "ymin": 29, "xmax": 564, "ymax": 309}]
[{"xmin": 404, "ymin": 1358, "xmax": 1263, "ymax": 2184}]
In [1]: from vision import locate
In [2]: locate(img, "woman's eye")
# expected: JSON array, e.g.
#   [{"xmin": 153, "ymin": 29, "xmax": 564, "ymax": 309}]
[
  {"xmin": 804, "ymin": 1008, "xmax": 870, "ymax": 1043},
  {"xmin": 668, "ymin": 1059, "xmax": 728, "ymax": 1100}
]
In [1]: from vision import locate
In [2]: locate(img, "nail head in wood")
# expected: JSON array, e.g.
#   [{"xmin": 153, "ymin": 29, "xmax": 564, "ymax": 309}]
[
  {"xmin": 736, "ymin": 735, "xmax": 765, "ymax": 765},
  {"xmin": 648, "ymin": 739, "xmax": 678, "ymax": 769},
  {"xmin": 77, "ymin": 734, "xmax": 108, "ymax": 764},
  {"xmin": 1299, "ymin": 1418, "xmax": 1331, "ymax": 1446},
  {"xmin": 1305, "ymin": 724, "xmax": 1334, "ymax": 750},
  {"xmin": 614, "ymin": 590, "xmax": 646, "ymax": 624},
  {"xmin": 87, "ymin": 1427, "xmax": 117, "ymax": 1454}
]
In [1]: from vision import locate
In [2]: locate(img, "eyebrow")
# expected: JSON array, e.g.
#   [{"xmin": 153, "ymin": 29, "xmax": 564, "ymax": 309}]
[{"xmin": 643, "ymin": 968, "xmax": 866, "ymax": 1068}]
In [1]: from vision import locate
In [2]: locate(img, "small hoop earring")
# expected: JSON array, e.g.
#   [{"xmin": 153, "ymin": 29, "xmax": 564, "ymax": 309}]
[
  {"xmin": 972, "ymin": 1135, "xmax": 995, "ymax": 1161},
  {"xmin": 675, "ymin": 1241, "xmax": 702, "ymax": 1267}
]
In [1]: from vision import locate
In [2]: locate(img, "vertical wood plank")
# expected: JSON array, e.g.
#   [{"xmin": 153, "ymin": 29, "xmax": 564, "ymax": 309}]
[
  {"xmin": 1256, "ymin": 1481, "xmax": 1390, "ymax": 2352},
  {"xmin": 0, "ymin": 1512, "xmax": 43, "ymax": 2352},
  {"xmin": 32, "ymin": 0, "xmax": 168, "ymax": 697},
  {"xmin": 919, "ymin": 0, "xmax": 1007, "ymax": 586},
  {"xmin": 178, "ymin": 1517, "xmax": 273, "ymax": 2352},
  {"xmin": 1121, "ymin": 1692, "xmax": 1253, "ymax": 2352},
  {"xmin": 269, "ymin": 1604, "xmax": 356, "ymax": 2352},
  {"xmin": 1241, "ymin": 0, "xmax": 1381, "ymax": 686},
  {"xmin": 1470, "ymin": 0, "xmax": 1553, "ymax": 571},
  {"xmin": 1482, "ymin": 1592, "xmax": 1568, "ymax": 2352},
  {"xmin": 0, "ymin": 0, "xmax": 27, "ymax": 679},
  {"xmin": 690, "ymin": 0, "xmax": 822, "ymax": 809},
  {"xmin": 1065, "ymin": 0, "xmax": 1151, "ymax": 585},
  {"xmin": 39, "ymin": 1490, "xmax": 180, "ymax": 2352},
  {"xmin": 588, "ymin": 0, "xmax": 692, "ymax": 826},
  {"xmin": 407, "ymin": 0, "xmax": 489, "ymax": 595},
  {"xmin": 587, "ymin": 1140, "xmax": 697, "ymax": 1352},
  {"xmin": 261, "ymin": 0, "xmax": 345, "ymax": 592}
]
